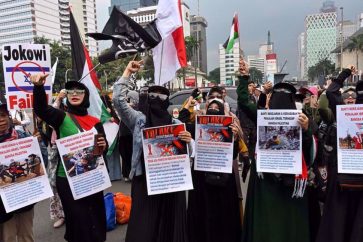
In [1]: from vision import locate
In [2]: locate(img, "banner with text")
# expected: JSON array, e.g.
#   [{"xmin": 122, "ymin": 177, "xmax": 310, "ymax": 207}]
[
  {"xmin": 195, "ymin": 115, "xmax": 234, "ymax": 173},
  {"xmin": 256, "ymin": 110, "xmax": 302, "ymax": 174},
  {"xmin": 56, "ymin": 130, "xmax": 111, "ymax": 200},
  {"xmin": 2, "ymin": 44, "xmax": 52, "ymax": 110},
  {"xmin": 0, "ymin": 137, "xmax": 53, "ymax": 212},
  {"xmin": 337, "ymin": 104, "xmax": 363, "ymax": 174},
  {"xmin": 142, "ymin": 124, "xmax": 193, "ymax": 195}
]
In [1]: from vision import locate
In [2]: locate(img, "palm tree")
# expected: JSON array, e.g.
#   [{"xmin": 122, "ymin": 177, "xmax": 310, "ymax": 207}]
[
  {"xmin": 184, "ymin": 36, "xmax": 199, "ymax": 87},
  {"xmin": 346, "ymin": 34, "xmax": 363, "ymax": 71}
]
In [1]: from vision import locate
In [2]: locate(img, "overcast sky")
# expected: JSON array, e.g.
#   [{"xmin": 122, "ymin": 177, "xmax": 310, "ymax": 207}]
[{"xmin": 96, "ymin": 0, "xmax": 362, "ymax": 77}]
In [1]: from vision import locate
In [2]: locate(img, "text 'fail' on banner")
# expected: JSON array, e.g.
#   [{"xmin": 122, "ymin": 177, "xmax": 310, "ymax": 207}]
[{"xmin": 2, "ymin": 44, "xmax": 52, "ymax": 110}]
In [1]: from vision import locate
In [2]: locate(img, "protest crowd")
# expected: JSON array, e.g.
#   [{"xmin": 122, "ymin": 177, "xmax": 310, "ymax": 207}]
[{"xmin": 0, "ymin": 1, "xmax": 363, "ymax": 242}]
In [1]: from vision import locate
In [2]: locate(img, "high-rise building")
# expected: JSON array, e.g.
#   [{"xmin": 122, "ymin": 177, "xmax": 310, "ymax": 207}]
[
  {"xmin": 0, "ymin": 0, "xmax": 61, "ymax": 47},
  {"xmin": 57, "ymin": 0, "xmax": 99, "ymax": 56},
  {"xmin": 247, "ymin": 55, "xmax": 265, "ymax": 75},
  {"xmin": 127, "ymin": 2, "xmax": 190, "ymax": 37},
  {"xmin": 110, "ymin": 0, "xmax": 158, "ymax": 13},
  {"xmin": 304, "ymin": 1, "xmax": 337, "ymax": 78},
  {"xmin": 337, "ymin": 20, "xmax": 357, "ymax": 47},
  {"xmin": 298, "ymin": 32, "xmax": 306, "ymax": 80},
  {"xmin": 219, "ymin": 42, "xmax": 240, "ymax": 86},
  {"xmin": 190, "ymin": 15, "xmax": 208, "ymax": 73},
  {"xmin": 359, "ymin": 13, "xmax": 363, "ymax": 28}
]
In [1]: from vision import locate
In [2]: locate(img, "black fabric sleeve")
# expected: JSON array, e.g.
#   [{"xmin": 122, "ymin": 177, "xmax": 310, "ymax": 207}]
[{"xmin": 33, "ymin": 85, "xmax": 65, "ymax": 129}]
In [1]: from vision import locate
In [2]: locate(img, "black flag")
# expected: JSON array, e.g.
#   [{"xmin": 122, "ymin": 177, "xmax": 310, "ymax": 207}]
[{"xmin": 87, "ymin": 7, "xmax": 161, "ymax": 64}]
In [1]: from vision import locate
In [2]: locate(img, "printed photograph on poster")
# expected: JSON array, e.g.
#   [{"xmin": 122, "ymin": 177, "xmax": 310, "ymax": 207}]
[
  {"xmin": 0, "ymin": 137, "xmax": 53, "ymax": 213},
  {"xmin": 142, "ymin": 124, "xmax": 193, "ymax": 195},
  {"xmin": 194, "ymin": 115, "xmax": 234, "ymax": 174},
  {"xmin": 336, "ymin": 104, "xmax": 363, "ymax": 174},
  {"xmin": 55, "ymin": 130, "xmax": 111, "ymax": 200},
  {"xmin": 256, "ymin": 110, "xmax": 302, "ymax": 175},
  {"xmin": 258, "ymin": 126, "xmax": 300, "ymax": 150},
  {"xmin": 63, "ymin": 147, "xmax": 105, "ymax": 178},
  {"xmin": 0, "ymin": 154, "xmax": 44, "ymax": 187}
]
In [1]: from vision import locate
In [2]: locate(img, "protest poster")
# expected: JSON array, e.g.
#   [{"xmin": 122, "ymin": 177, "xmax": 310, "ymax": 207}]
[
  {"xmin": 336, "ymin": 104, "xmax": 363, "ymax": 174},
  {"xmin": 0, "ymin": 137, "xmax": 53, "ymax": 212},
  {"xmin": 55, "ymin": 130, "xmax": 111, "ymax": 200},
  {"xmin": 256, "ymin": 110, "xmax": 302, "ymax": 174},
  {"xmin": 2, "ymin": 44, "xmax": 52, "ymax": 110},
  {"xmin": 141, "ymin": 124, "xmax": 193, "ymax": 195},
  {"xmin": 194, "ymin": 115, "xmax": 234, "ymax": 173}
]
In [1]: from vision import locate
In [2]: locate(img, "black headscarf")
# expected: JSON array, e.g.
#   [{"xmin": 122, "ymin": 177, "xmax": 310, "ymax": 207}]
[
  {"xmin": 269, "ymin": 82, "xmax": 297, "ymax": 110},
  {"xmin": 206, "ymin": 99, "xmax": 225, "ymax": 115},
  {"xmin": 139, "ymin": 86, "xmax": 172, "ymax": 127},
  {"xmin": 356, "ymin": 81, "xmax": 363, "ymax": 104},
  {"xmin": 65, "ymin": 81, "xmax": 90, "ymax": 116}
]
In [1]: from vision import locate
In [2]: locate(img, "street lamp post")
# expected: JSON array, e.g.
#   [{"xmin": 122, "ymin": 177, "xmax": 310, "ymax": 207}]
[
  {"xmin": 65, "ymin": 69, "xmax": 72, "ymax": 83},
  {"xmin": 340, "ymin": 7, "xmax": 344, "ymax": 72},
  {"xmin": 103, "ymin": 70, "xmax": 108, "ymax": 91}
]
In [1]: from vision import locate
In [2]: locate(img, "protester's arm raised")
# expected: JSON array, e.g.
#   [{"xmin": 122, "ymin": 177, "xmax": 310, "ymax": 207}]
[
  {"xmin": 112, "ymin": 61, "xmax": 142, "ymax": 131},
  {"xmin": 31, "ymin": 74, "xmax": 66, "ymax": 129}
]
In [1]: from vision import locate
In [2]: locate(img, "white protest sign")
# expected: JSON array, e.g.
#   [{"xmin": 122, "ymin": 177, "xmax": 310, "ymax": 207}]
[
  {"xmin": 142, "ymin": 124, "xmax": 193, "ymax": 195},
  {"xmin": 337, "ymin": 104, "xmax": 363, "ymax": 174},
  {"xmin": 2, "ymin": 44, "xmax": 52, "ymax": 110},
  {"xmin": 194, "ymin": 115, "xmax": 234, "ymax": 173},
  {"xmin": 0, "ymin": 137, "xmax": 53, "ymax": 212},
  {"xmin": 256, "ymin": 110, "xmax": 302, "ymax": 174},
  {"xmin": 56, "ymin": 130, "xmax": 111, "ymax": 200}
]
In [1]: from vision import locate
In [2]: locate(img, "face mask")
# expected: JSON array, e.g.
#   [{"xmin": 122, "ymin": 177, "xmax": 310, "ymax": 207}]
[{"xmin": 206, "ymin": 108, "xmax": 222, "ymax": 116}]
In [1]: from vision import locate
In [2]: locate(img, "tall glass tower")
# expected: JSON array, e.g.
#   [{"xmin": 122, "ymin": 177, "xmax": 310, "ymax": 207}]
[
  {"xmin": 109, "ymin": 0, "xmax": 158, "ymax": 14},
  {"xmin": 304, "ymin": 1, "xmax": 337, "ymax": 78}
]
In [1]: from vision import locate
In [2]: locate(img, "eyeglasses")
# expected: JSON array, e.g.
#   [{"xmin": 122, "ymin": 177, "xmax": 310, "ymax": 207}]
[
  {"xmin": 342, "ymin": 92, "xmax": 357, "ymax": 99},
  {"xmin": 273, "ymin": 88, "xmax": 292, "ymax": 94},
  {"xmin": 66, "ymin": 89, "xmax": 86, "ymax": 95},
  {"xmin": 148, "ymin": 92, "xmax": 168, "ymax": 101}
]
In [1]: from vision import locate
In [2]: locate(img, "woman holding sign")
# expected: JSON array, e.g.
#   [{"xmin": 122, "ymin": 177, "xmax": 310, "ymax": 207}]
[
  {"xmin": 112, "ymin": 61, "xmax": 193, "ymax": 242},
  {"xmin": 31, "ymin": 74, "xmax": 108, "ymax": 242},
  {"xmin": 239, "ymin": 58, "xmax": 318, "ymax": 242}
]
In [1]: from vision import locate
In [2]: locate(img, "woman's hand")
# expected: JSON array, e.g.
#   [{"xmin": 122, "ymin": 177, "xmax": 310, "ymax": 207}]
[
  {"xmin": 97, "ymin": 136, "xmax": 107, "ymax": 153},
  {"xmin": 229, "ymin": 122, "xmax": 239, "ymax": 138},
  {"xmin": 239, "ymin": 58, "xmax": 249, "ymax": 76},
  {"xmin": 178, "ymin": 131, "xmax": 192, "ymax": 143},
  {"xmin": 298, "ymin": 113, "xmax": 309, "ymax": 131},
  {"xmin": 30, "ymin": 73, "xmax": 49, "ymax": 86},
  {"xmin": 122, "ymin": 60, "xmax": 143, "ymax": 78}
]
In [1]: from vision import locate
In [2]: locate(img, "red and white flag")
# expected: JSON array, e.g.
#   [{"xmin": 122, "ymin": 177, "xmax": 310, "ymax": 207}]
[{"xmin": 153, "ymin": 0, "xmax": 187, "ymax": 86}]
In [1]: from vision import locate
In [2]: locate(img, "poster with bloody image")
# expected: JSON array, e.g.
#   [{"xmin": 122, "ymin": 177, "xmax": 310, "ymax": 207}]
[
  {"xmin": 195, "ymin": 115, "xmax": 234, "ymax": 173},
  {"xmin": 142, "ymin": 124, "xmax": 193, "ymax": 195}
]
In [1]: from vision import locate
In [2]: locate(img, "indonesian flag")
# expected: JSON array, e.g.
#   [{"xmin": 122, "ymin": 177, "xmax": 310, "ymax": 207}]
[
  {"xmin": 153, "ymin": 0, "xmax": 187, "ymax": 86},
  {"xmin": 70, "ymin": 10, "xmax": 119, "ymax": 153},
  {"xmin": 223, "ymin": 13, "xmax": 239, "ymax": 53}
]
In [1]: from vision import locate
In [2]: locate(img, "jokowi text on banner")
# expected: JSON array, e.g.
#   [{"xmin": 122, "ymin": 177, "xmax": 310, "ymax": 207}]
[{"xmin": 2, "ymin": 44, "xmax": 52, "ymax": 110}]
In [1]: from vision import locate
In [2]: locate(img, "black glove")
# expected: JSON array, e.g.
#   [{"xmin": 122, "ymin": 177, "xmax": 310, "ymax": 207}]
[
  {"xmin": 191, "ymin": 88, "xmax": 202, "ymax": 99},
  {"xmin": 241, "ymin": 155, "xmax": 251, "ymax": 183}
]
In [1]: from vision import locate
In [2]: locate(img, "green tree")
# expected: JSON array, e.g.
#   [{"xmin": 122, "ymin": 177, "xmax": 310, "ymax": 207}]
[
  {"xmin": 185, "ymin": 36, "xmax": 199, "ymax": 63},
  {"xmin": 307, "ymin": 58, "xmax": 335, "ymax": 82},
  {"xmin": 249, "ymin": 67, "xmax": 263, "ymax": 84},
  {"xmin": 347, "ymin": 34, "xmax": 363, "ymax": 70},
  {"xmin": 208, "ymin": 67, "xmax": 220, "ymax": 84},
  {"xmin": 34, "ymin": 36, "xmax": 72, "ymax": 92}
]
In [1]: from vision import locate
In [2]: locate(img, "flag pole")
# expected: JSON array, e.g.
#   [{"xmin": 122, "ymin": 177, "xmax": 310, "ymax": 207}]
[
  {"xmin": 158, "ymin": 40, "xmax": 165, "ymax": 86},
  {"xmin": 78, "ymin": 63, "xmax": 101, "ymax": 83}
]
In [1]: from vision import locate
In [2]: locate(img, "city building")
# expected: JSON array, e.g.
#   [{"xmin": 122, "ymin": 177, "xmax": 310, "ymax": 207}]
[
  {"xmin": 337, "ymin": 20, "xmax": 357, "ymax": 47},
  {"xmin": 298, "ymin": 32, "xmax": 306, "ymax": 80},
  {"xmin": 190, "ymin": 15, "xmax": 208, "ymax": 74},
  {"xmin": 109, "ymin": 0, "xmax": 158, "ymax": 13},
  {"xmin": 247, "ymin": 55, "xmax": 265, "ymax": 82},
  {"xmin": 219, "ymin": 42, "xmax": 241, "ymax": 86},
  {"xmin": 304, "ymin": 1, "xmax": 337, "ymax": 78},
  {"xmin": 0, "ymin": 0, "xmax": 61, "ymax": 47},
  {"xmin": 127, "ymin": 2, "xmax": 190, "ymax": 37},
  {"xmin": 359, "ymin": 13, "xmax": 363, "ymax": 28},
  {"xmin": 67, "ymin": 0, "xmax": 99, "ymax": 57}
]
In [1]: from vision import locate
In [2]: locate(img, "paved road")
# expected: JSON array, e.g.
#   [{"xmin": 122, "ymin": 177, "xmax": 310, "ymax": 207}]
[{"xmin": 34, "ymin": 180, "xmax": 131, "ymax": 242}]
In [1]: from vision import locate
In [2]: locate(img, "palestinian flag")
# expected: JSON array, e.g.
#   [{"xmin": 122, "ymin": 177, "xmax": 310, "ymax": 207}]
[
  {"xmin": 70, "ymin": 10, "xmax": 119, "ymax": 154},
  {"xmin": 223, "ymin": 13, "xmax": 239, "ymax": 53}
]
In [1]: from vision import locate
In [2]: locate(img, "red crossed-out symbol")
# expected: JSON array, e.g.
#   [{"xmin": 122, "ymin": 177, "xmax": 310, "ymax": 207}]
[{"xmin": 11, "ymin": 61, "xmax": 46, "ymax": 93}]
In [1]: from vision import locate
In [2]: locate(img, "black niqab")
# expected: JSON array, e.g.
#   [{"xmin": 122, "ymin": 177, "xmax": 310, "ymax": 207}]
[
  {"xmin": 269, "ymin": 83, "xmax": 297, "ymax": 110},
  {"xmin": 356, "ymin": 81, "xmax": 363, "ymax": 104},
  {"xmin": 138, "ymin": 92, "xmax": 172, "ymax": 127}
]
